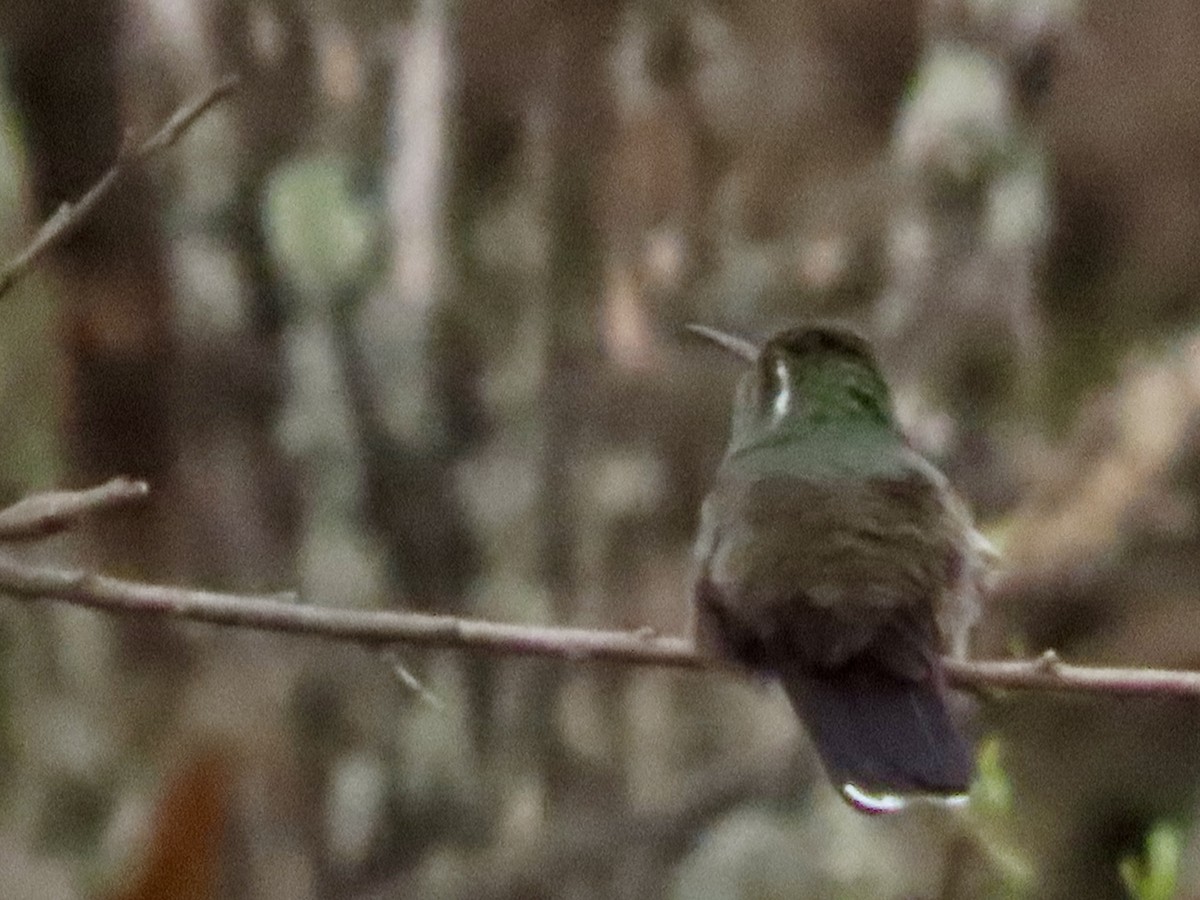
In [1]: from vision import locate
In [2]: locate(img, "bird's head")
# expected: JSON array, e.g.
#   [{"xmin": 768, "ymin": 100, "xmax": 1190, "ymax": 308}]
[{"xmin": 688, "ymin": 322, "xmax": 897, "ymax": 451}]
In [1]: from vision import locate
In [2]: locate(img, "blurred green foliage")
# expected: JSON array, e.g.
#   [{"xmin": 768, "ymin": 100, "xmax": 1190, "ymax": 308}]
[
  {"xmin": 264, "ymin": 155, "xmax": 381, "ymax": 302},
  {"xmin": 1120, "ymin": 822, "xmax": 1183, "ymax": 900}
]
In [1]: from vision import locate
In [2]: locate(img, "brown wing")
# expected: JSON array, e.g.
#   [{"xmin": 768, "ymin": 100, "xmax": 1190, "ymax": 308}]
[
  {"xmin": 692, "ymin": 450, "xmax": 978, "ymax": 799},
  {"xmin": 695, "ymin": 459, "xmax": 963, "ymax": 677}
]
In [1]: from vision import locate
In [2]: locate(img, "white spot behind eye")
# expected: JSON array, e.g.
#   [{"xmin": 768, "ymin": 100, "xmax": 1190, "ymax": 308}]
[{"xmin": 772, "ymin": 358, "xmax": 791, "ymax": 424}]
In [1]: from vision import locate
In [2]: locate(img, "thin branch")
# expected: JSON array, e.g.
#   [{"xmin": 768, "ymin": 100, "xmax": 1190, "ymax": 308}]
[
  {"xmin": 0, "ymin": 552, "xmax": 703, "ymax": 665},
  {"xmin": 942, "ymin": 651, "xmax": 1200, "ymax": 699},
  {"xmin": 1, "ymin": 545, "xmax": 1200, "ymax": 698},
  {"xmin": 0, "ymin": 75, "xmax": 240, "ymax": 300},
  {"xmin": 0, "ymin": 477, "xmax": 149, "ymax": 542}
]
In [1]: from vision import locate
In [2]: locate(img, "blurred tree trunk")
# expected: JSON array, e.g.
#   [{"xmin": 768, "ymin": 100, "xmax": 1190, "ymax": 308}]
[
  {"xmin": 537, "ymin": 4, "xmax": 626, "ymax": 898},
  {"xmin": 6, "ymin": 3, "xmax": 312, "ymax": 896},
  {"xmin": 7, "ymin": 0, "xmax": 181, "ymax": 667}
]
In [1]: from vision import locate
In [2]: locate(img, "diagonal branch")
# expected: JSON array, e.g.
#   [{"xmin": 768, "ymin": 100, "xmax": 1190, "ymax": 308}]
[
  {"xmin": 1, "ymin": 482, "xmax": 1199, "ymax": 698},
  {"xmin": 0, "ymin": 477, "xmax": 149, "ymax": 541},
  {"xmin": 0, "ymin": 75, "xmax": 240, "ymax": 300}
]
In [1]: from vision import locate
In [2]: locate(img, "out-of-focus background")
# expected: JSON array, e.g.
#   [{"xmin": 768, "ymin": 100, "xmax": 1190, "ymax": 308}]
[{"xmin": 3, "ymin": 0, "xmax": 1200, "ymax": 897}]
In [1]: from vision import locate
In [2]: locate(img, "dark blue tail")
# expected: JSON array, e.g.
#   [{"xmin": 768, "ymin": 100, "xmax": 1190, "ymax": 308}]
[{"xmin": 781, "ymin": 661, "xmax": 973, "ymax": 807}]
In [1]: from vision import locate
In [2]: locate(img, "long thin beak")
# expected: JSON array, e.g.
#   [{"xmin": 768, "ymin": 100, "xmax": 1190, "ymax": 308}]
[{"xmin": 684, "ymin": 324, "xmax": 759, "ymax": 362}]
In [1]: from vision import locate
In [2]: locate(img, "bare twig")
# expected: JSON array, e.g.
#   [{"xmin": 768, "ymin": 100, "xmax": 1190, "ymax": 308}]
[
  {"xmin": 0, "ymin": 552, "xmax": 708, "ymax": 666},
  {"xmin": 0, "ymin": 75, "xmax": 240, "ymax": 300},
  {"xmin": 0, "ymin": 543, "xmax": 1199, "ymax": 698},
  {"xmin": 1, "ymin": 481, "xmax": 1199, "ymax": 698},
  {"xmin": 384, "ymin": 649, "xmax": 447, "ymax": 711},
  {"xmin": 941, "ymin": 656, "xmax": 1200, "ymax": 699},
  {"xmin": 0, "ymin": 477, "xmax": 149, "ymax": 542}
]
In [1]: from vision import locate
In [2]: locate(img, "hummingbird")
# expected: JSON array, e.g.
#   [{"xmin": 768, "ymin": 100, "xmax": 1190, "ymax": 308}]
[{"xmin": 689, "ymin": 322, "xmax": 990, "ymax": 813}]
